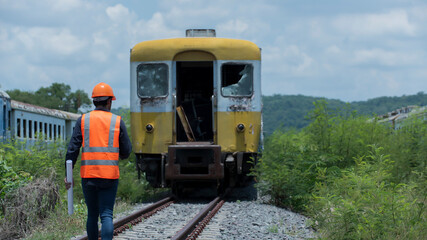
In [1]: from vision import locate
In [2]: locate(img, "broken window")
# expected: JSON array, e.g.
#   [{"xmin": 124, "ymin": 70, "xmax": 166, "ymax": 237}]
[
  {"xmin": 137, "ymin": 63, "xmax": 168, "ymax": 97},
  {"xmin": 221, "ymin": 64, "xmax": 253, "ymax": 97}
]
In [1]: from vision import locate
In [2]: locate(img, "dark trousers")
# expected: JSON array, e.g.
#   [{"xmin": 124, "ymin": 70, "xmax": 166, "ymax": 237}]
[{"xmin": 82, "ymin": 179, "xmax": 118, "ymax": 240}]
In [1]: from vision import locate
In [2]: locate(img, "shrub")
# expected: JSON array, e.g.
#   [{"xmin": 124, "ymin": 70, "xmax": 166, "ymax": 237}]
[
  {"xmin": 254, "ymin": 100, "xmax": 426, "ymax": 239},
  {"xmin": 383, "ymin": 116, "xmax": 427, "ymax": 183},
  {"xmin": 254, "ymin": 101, "xmax": 387, "ymax": 211},
  {"xmin": 254, "ymin": 130, "xmax": 324, "ymax": 211},
  {"xmin": 311, "ymin": 146, "xmax": 427, "ymax": 239},
  {"xmin": 116, "ymin": 157, "xmax": 161, "ymax": 202},
  {"xmin": 1, "ymin": 138, "xmax": 66, "ymax": 179},
  {"xmin": 0, "ymin": 172, "xmax": 59, "ymax": 239},
  {"xmin": 0, "ymin": 149, "xmax": 32, "ymax": 203}
]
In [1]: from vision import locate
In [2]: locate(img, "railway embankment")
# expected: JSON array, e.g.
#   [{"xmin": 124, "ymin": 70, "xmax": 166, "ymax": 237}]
[
  {"xmin": 101, "ymin": 191, "xmax": 315, "ymax": 240},
  {"xmin": 252, "ymin": 101, "xmax": 427, "ymax": 239}
]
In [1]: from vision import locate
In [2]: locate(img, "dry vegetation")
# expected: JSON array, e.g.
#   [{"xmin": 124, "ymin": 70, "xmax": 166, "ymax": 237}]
[{"xmin": 0, "ymin": 173, "xmax": 59, "ymax": 239}]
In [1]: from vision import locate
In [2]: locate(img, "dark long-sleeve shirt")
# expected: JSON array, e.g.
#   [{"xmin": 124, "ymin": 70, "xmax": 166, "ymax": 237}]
[{"xmin": 65, "ymin": 107, "xmax": 132, "ymax": 183}]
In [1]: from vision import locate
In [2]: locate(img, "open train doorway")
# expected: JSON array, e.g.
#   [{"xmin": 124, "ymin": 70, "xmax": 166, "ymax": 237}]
[{"xmin": 176, "ymin": 61, "xmax": 214, "ymax": 142}]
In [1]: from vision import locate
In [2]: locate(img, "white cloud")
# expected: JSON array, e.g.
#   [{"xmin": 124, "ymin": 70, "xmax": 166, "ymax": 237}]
[
  {"xmin": 0, "ymin": 0, "xmax": 85, "ymax": 14},
  {"xmin": 14, "ymin": 27, "xmax": 86, "ymax": 55},
  {"xmin": 285, "ymin": 46, "xmax": 313, "ymax": 74},
  {"xmin": 353, "ymin": 48, "xmax": 416, "ymax": 66},
  {"xmin": 0, "ymin": 26, "xmax": 16, "ymax": 52},
  {"xmin": 384, "ymin": 76, "xmax": 400, "ymax": 91},
  {"xmin": 264, "ymin": 45, "xmax": 314, "ymax": 76},
  {"xmin": 333, "ymin": 10, "xmax": 416, "ymax": 36},
  {"xmin": 142, "ymin": 12, "xmax": 181, "ymax": 39},
  {"xmin": 106, "ymin": 4, "xmax": 130, "ymax": 23},
  {"xmin": 49, "ymin": 0, "xmax": 82, "ymax": 12},
  {"xmin": 27, "ymin": 64, "xmax": 51, "ymax": 84},
  {"xmin": 326, "ymin": 45, "xmax": 341, "ymax": 55},
  {"xmin": 0, "ymin": 0, "xmax": 31, "ymax": 11},
  {"xmin": 217, "ymin": 19, "xmax": 249, "ymax": 35},
  {"xmin": 1, "ymin": 0, "xmax": 427, "ymax": 105}
]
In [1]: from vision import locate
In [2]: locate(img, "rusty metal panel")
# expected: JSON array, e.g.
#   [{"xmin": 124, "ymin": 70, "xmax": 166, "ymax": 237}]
[{"xmin": 165, "ymin": 143, "xmax": 223, "ymax": 180}]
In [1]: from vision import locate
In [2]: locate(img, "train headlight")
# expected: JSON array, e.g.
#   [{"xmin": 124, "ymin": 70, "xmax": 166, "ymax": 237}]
[
  {"xmin": 236, "ymin": 123, "xmax": 245, "ymax": 132},
  {"xmin": 145, "ymin": 124, "xmax": 154, "ymax": 133}
]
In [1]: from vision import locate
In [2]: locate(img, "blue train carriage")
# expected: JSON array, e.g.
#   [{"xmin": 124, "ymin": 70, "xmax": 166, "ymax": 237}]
[
  {"xmin": 0, "ymin": 89, "xmax": 12, "ymax": 141},
  {"xmin": 9, "ymin": 100, "xmax": 80, "ymax": 143},
  {"xmin": 130, "ymin": 29, "xmax": 262, "ymax": 192}
]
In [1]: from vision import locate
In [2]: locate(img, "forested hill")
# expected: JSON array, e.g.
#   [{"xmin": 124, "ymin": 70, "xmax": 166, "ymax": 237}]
[{"xmin": 262, "ymin": 91, "xmax": 427, "ymax": 135}]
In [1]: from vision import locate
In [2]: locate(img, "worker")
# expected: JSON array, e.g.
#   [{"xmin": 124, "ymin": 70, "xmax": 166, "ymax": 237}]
[{"xmin": 64, "ymin": 82, "xmax": 132, "ymax": 240}]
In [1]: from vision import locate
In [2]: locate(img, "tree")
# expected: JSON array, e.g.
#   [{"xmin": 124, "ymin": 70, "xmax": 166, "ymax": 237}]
[
  {"xmin": 66, "ymin": 89, "xmax": 92, "ymax": 113},
  {"xmin": 35, "ymin": 83, "xmax": 71, "ymax": 110},
  {"xmin": 6, "ymin": 83, "xmax": 90, "ymax": 113}
]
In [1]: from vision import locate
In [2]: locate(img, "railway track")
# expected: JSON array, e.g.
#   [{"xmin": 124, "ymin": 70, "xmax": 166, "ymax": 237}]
[
  {"xmin": 171, "ymin": 196, "xmax": 225, "ymax": 240},
  {"xmin": 74, "ymin": 196, "xmax": 174, "ymax": 240},
  {"xmin": 74, "ymin": 192, "xmax": 228, "ymax": 240}
]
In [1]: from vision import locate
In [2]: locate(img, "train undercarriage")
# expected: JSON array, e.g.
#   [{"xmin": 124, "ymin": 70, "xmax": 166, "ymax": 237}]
[{"xmin": 136, "ymin": 149, "xmax": 257, "ymax": 195}]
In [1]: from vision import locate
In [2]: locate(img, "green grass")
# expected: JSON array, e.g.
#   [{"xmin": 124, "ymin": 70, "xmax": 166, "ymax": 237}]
[{"xmin": 23, "ymin": 199, "xmax": 135, "ymax": 239}]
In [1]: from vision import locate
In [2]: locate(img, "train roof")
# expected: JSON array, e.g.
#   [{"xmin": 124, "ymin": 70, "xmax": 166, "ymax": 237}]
[
  {"xmin": 11, "ymin": 100, "xmax": 80, "ymax": 121},
  {"xmin": 377, "ymin": 105, "xmax": 427, "ymax": 123},
  {"xmin": 0, "ymin": 89, "xmax": 10, "ymax": 99},
  {"xmin": 131, "ymin": 38, "xmax": 261, "ymax": 62}
]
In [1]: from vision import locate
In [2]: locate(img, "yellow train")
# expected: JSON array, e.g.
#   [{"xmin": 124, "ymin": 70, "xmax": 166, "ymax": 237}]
[{"xmin": 130, "ymin": 29, "xmax": 262, "ymax": 194}]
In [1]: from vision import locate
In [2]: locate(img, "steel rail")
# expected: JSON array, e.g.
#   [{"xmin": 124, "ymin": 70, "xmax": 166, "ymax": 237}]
[
  {"xmin": 74, "ymin": 196, "xmax": 174, "ymax": 240},
  {"xmin": 186, "ymin": 198, "xmax": 225, "ymax": 240},
  {"xmin": 171, "ymin": 196, "xmax": 221, "ymax": 240},
  {"xmin": 172, "ymin": 188, "xmax": 231, "ymax": 240}
]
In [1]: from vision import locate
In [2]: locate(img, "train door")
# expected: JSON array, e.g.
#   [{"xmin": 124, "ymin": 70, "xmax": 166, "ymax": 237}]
[{"xmin": 175, "ymin": 61, "xmax": 214, "ymax": 142}]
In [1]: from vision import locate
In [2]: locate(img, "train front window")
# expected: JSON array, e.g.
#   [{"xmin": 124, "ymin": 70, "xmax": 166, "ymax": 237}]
[
  {"xmin": 137, "ymin": 63, "xmax": 168, "ymax": 98},
  {"xmin": 221, "ymin": 64, "xmax": 253, "ymax": 97}
]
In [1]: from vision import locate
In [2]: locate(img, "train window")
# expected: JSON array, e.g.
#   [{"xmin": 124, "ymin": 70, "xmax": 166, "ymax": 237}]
[
  {"xmin": 58, "ymin": 125, "xmax": 61, "ymax": 139},
  {"xmin": 49, "ymin": 124, "xmax": 52, "ymax": 139},
  {"xmin": 221, "ymin": 64, "xmax": 253, "ymax": 97},
  {"xmin": 17, "ymin": 118, "xmax": 21, "ymax": 137},
  {"xmin": 29, "ymin": 120, "xmax": 32, "ymax": 139},
  {"xmin": 8, "ymin": 111, "xmax": 11, "ymax": 130},
  {"xmin": 34, "ymin": 121, "xmax": 38, "ymax": 139},
  {"xmin": 23, "ymin": 119, "xmax": 27, "ymax": 138},
  {"xmin": 44, "ymin": 123, "xmax": 47, "ymax": 139},
  {"xmin": 137, "ymin": 63, "xmax": 168, "ymax": 97},
  {"xmin": 53, "ymin": 124, "xmax": 56, "ymax": 140},
  {"xmin": 2, "ymin": 105, "xmax": 5, "ymax": 132}
]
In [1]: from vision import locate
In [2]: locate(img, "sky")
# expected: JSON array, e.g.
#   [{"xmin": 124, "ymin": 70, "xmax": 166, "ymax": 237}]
[{"xmin": 0, "ymin": 0, "xmax": 426, "ymax": 107}]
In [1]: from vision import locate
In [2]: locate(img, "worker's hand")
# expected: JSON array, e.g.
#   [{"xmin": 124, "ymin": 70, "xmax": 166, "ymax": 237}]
[{"xmin": 64, "ymin": 177, "xmax": 74, "ymax": 190}]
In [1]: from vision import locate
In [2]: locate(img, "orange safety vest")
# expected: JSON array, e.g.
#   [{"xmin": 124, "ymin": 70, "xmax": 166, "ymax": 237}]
[{"xmin": 80, "ymin": 110, "xmax": 121, "ymax": 179}]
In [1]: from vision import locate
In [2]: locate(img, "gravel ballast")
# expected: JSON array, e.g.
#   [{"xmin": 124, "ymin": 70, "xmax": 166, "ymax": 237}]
[
  {"xmin": 198, "ymin": 201, "xmax": 316, "ymax": 240},
  {"xmin": 112, "ymin": 199, "xmax": 316, "ymax": 240}
]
